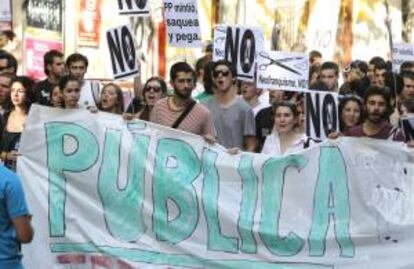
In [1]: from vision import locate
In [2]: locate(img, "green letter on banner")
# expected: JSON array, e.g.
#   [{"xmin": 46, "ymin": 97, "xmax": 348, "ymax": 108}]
[
  {"xmin": 237, "ymin": 155, "xmax": 258, "ymax": 253},
  {"xmin": 309, "ymin": 146, "xmax": 354, "ymax": 257},
  {"xmin": 202, "ymin": 149, "xmax": 238, "ymax": 252},
  {"xmin": 45, "ymin": 122, "xmax": 99, "ymax": 237},
  {"xmin": 99, "ymin": 129, "xmax": 149, "ymax": 241},
  {"xmin": 153, "ymin": 138, "xmax": 200, "ymax": 244},
  {"xmin": 259, "ymin": 155, "xmax": 308, "ymax": 256}
]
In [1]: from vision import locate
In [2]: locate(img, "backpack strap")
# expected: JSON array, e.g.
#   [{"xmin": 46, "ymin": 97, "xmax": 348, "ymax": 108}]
[
  {"xmin": 171, "ymin": 100, "xmax": 196, "ymax": 129},
  {"xmin": 91, "ymin": 81, "xmax": 101, "ymax": 106}
]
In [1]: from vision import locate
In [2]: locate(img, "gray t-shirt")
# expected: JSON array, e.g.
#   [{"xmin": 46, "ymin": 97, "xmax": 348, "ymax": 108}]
[{"xmin": 204, "ymin": 96, "xmax": 256, "ymax": 149}]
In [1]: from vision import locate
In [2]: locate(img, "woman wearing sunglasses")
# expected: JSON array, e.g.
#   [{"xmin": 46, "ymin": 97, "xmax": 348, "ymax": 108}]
[{"xmin": 128, "ymin": 77, "xmax": 167, "ymax": 121}]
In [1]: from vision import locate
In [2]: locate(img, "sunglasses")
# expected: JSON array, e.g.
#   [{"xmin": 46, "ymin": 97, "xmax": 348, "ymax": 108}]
[
  {"xmin": 212, "ymin": 70, "xmax": 230, "ymax": 78},
  {"xmin": 145, "ymin": 86, "xmax": 162, "ymax": 92}
]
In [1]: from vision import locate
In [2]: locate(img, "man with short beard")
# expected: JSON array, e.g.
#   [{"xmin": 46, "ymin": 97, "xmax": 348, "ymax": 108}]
[
  {"xmin": 150, "ymin": 62, "xmax": 215, "ymax": 137},
  {"xmin": 345, "ymin": 86, "xmax": 403, "ymax": 141}
]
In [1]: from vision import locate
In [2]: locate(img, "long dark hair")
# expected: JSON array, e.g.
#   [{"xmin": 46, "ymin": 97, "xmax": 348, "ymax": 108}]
[
  {"xmin": 338, "ymin": 95, "xmax": 364, "ymax": 132},
  {"xmin": 140, "ymin": 77, "xmax": 167, "ymax": 120},
  {"xmin": 7, "ymin": 76, "xmax": 35, "ymax": 114},
  {"xmin": 99, "ymin": 83, "xmax": 125, "ymax": 114}
]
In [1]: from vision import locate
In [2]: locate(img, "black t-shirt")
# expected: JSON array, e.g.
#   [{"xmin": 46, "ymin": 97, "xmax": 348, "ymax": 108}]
[
  {"xmin": 255, "ymin": 106, "xmax": 273, "ymax": 152},
  {"xmin": 34, "ymin": 79, "xmax": 54, "ymax": 105}
]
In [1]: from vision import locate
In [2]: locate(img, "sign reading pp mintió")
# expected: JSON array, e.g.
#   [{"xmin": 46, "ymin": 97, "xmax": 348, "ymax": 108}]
[
  {"xmin": 213, "ymin": 25, "xmax": 264, "ymax": 81},
  {"xmin": 392, "ymin": 43, "xmax": 414, "ymax": 73},
  {"xmin": 20, "ymin": 105, "xmax": 414, "ymax": 269},
  {"xmin": 106, "ymin": 25, "xmax": 139, "ymax": 80},
  {"xmin": 256, "ymin": 50, "xmax": 309, "ymax": 92},
  {"xmin": 164, "ymin": 0, "xmax": 201, "ymax": 48}
]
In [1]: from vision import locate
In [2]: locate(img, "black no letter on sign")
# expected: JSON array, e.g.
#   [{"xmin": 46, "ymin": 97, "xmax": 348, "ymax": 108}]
[
  {"xmin": 106, "ymin": 25, "xmax": 139, "ymax": 80},
  {"xmin": 117, "ymin": 0, "xmax": 149, "ymax": 15}
]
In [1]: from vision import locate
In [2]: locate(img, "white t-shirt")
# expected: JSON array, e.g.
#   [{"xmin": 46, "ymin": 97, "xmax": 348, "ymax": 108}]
[
  {"xmin": 78, "ymin": 80, "xmax": 101, "ymax": 108},
  {"xmin": 261, "ymin": 132, "xmax": 307, "ymax": 156}
]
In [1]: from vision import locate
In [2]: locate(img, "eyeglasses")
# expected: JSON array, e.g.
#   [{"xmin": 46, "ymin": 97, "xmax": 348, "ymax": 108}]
[
  {"xmin": 145, "ymin": 86, "xmax": 162, "ymax": 92},
  {"xmin": 212, "ymin": 70, "xmax": 230, "ymax": 78}
]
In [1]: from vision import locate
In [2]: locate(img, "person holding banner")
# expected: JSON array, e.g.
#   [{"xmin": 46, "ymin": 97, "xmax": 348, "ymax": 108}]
[
  {"xmin": 150, "ymin": 62, "xmax": 215, "ymax": 139},
  {"xmin": 98, "ymin": 83, "xmax": 125, "ymax": 115},
  {"xmin": 0, "ymin": 76, "xmax": 35, "ymax": 170},
  {"xmin": 339, "ymin": 95, "xmax": 364, "ymax": 132},
  {"xmin": 129, "ymin": 77, "xmax": 167, "ymax": 121},
  {"xmin": 66, "ymin": 53, "xmax": 100, "ymax": 109},
  {"xmin": 345, "ymin": 86, "xmax": 403, "ymax": 141},
  {"xmin": 58, "ymin": 75, "xmax": 81, "ymax": 109},
  {"xmin": 261, "ymin": 101, "xmax": 306, "ymax": 156},
  {"xmin": 0, "ymin": 164, "xmax": 33, "ymax": 269}
]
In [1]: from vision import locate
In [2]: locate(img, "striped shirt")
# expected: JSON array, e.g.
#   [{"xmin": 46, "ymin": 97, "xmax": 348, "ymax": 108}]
[{"xmin": 150, "ymin": 97, "xmax": 216, "ymax": 136}]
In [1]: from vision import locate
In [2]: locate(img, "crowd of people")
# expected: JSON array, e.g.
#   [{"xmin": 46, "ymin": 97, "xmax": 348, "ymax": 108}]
[{"xmin": 1, "ymin": 43, "xmax": 414, "ymax": 267}]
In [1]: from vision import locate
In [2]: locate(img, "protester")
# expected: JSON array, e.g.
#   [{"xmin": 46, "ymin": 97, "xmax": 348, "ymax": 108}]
[
  {"xmin": 0, "ymin": 76, "xmax": 35, "ymax": 170},
  {"xmin": 128, "ymin": 77, "xmax": 167, "ymax": 121},
  {"xmin": 367, "ymin": 56, "xmax": 386, "ymax": 83},
  {"xmin": 399, "ymin": 71, "xmax": 414, "ymax": 102},
  {"xmin": 0, "ymin": 72, "xmax": 14, "ymax": 115},
  {"xmin": 344, "ymin": 86, "xmax": 403, "ymax": 140},
  {"xmin": 240, "ymin": 80, "xmax": 269, "ymax": 116},
  {"xmin": 150, "ymin": 62, "xmax": 215, "ymax": 139},
  {"xmin": 204, "ymin": 60, "xmax": 256, "ymax": 152},
  {"xmin": 59, "ymin": 75, "xmax": 81, "ymax": 109},
  {"xmin": 255, "ymin": 90, "xmax": 285, "ymax": 151},
  {"xmin": 195, "ymin": 61, "xmax": 215, "ymax": 102},
  {"xmin": 400, "ymin": 61, "xmax": 414, "ymax": 74},
  {"xmin": 309, "ymin": 50, "xmax": 322, "ymax": 67},
  {"xmin": 193, "ymin": 55, "xmax": 210, "ymax": 98},
  {"xmin": 0, "ymin": 50, "xmax": 17, "ymax": 75},
  {"xmin": 339, "ymin": 95, "xmax": 364, "ymax": 132},
  {"xmin": 98, "ymin": 83, "xmax": 124, "ymax": 114},
  {"xmin": 261, "ymin": 101, "xmax": 306, "ymax": 155},
  {"xmin": 66, "ymin": 53, "xmax": 100, "ymax": 108},
  {"xmin": 0, "ymin": 164, "xmax": 34, "ymax": 269},
  {"xmin": 319, "ymin": 61, "xmax": 339, "ymax": 92},
  {"xmin": 34, "ymin": 50, "xmax": 65, "ymax": 105},
  {"xmin": 49, "ymin": 84, "xmax": 62, "ymax": 108},
  {"xmin": 309, "ymin": 64, "xmax": 320, "ymax": 86},
  {"xmin": 372, "ymin": 61, "xmax": 388, "ymax": 87}
]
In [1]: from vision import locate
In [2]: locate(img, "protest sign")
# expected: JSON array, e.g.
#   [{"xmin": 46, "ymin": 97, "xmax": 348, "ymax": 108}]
[
  {"xmin": 213, "ymin": 25, "xmax": 264, "ymax": 81},
  {"xmin": 117, "ymin": 0, "xmax": 150, "ymax": 16},
  {"xmin": 306, "ymin": 0, "xmax": 341, "ymax": 60},
  {"xmin": 20, "ymin": 105, "xmax": 414, "ymax": 269},
  {"xmin": 401, "ymin": 116, "xmax": 414, "ymax": 142},
  {"xmin": 164, "ymin": 0, "xmax": 201, "ymax": 48},
  {"xmin": 106, "ymin": 25, "xmax": 139, "ymax": 80},
  {"xmin": 392, "ymin": 43, "xmax": 414, "ymax": 73},
  {"xmin": 256, "ymin": 50, "xmax": 309, "ymax": 92},
  {"xmin": 305, "ymin": 90, "xmax": 339, "ymax": 141}
]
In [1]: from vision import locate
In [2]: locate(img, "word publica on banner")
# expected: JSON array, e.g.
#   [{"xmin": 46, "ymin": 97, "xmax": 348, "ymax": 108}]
[{"xmin": 45, "ymin": 121, "xmax": 355, "ymax": 262}]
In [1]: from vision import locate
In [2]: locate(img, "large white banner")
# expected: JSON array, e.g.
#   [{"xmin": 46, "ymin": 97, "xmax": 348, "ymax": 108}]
[
  {"xmin": 392, "ymin": 43, "xmax": 414, "ymax": 73},
  {"xmin": 19, "ymin": 105, "xmax": 414, "ymax": 268}
]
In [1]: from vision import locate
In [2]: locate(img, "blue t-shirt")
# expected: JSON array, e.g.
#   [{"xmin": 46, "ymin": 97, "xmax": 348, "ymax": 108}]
[{"xmin": 0, "ymin": 165, "xmax": 29, "ymax": 269}]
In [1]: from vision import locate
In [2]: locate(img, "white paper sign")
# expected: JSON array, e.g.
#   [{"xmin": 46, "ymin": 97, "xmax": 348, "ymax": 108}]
[
  {"xmin": 18, "ymin": 105, "xmax": 414, "ymax": 269},
  {"xmin": 213, "ymin": 25, "xmax": 264, "ymax": 81},
  {"xmin": 164, "ymin": 0, "xmax": 201, "ymax": 48},
  {"xmin": 392, "ymin": 43, "xmax": 414, "ymax": 73},
  {"xmin": 106, "ymin": 25, "xmax": 139, "ymax": 80},
  {"xmin": 0, "ymin": 0, "xmax": 11, "ymax": 22},
  {"xmin": 256, "ymin": 50, "xmax": 309, "ymax": 92},
  {"xmin": 305, "ymin": 90, "xmax": 339, "ymax": 141},
  {"xmin": 117, "ymin": 0, "xmax": 150, "ymax": 16}
]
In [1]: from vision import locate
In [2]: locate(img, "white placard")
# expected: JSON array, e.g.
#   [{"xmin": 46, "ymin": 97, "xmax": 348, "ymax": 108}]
[
  {"xmin": 0, "ymin": 0, "xmax": 11, "ymax": 22},
  {"xmin": 213, "ymin": 25, "xmax": 264, "ymax": 81},
  {"xmin": 305, "ymin": 90, "xmax": 339, "ymax": 141},
  {"xmin": 256, "ymin": 50, "xmax": 309, "ymax": 92},
  {"xmin": 106, "ymin": 25, "xmax": 139, "ymax": 80},
  {"xmin": 392, "ymin": 43, "xmax": 414, "ymax": 73},
  {"xmin": 164, "ymin": 0, "xmax": 201, "ymax": 48},
  {"xmin": 117, "ymin": 0, "xmax": 150, "ymax": 16}
]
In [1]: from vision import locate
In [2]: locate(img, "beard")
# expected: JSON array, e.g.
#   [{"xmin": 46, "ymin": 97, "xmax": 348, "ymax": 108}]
[
  {"xmin": 174, "ymin": 88, "xmax": 192, "ymax": 100},
  {"xmin": 367, "ymin": 111, "xmax": 387, "ymax": 124}
]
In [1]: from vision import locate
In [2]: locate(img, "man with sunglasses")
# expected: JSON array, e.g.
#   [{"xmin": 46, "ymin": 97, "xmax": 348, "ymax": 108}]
[
  {"xmin": 150, "ymin": 62, "xmax": 215, "ymax": 139},
  {"xmin": 204, "ymin": 60, "xmax": 256, "ymax": 152}
]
